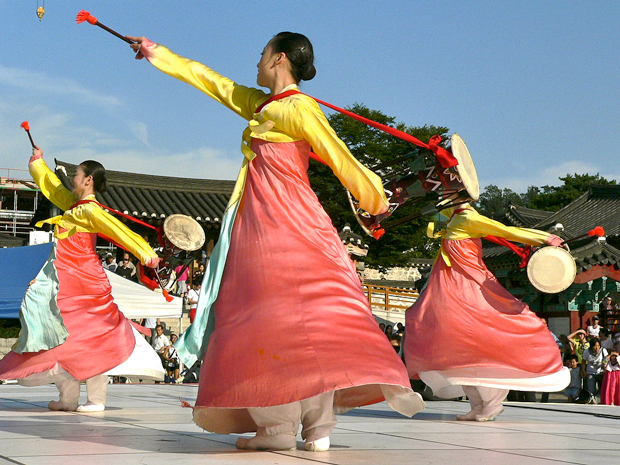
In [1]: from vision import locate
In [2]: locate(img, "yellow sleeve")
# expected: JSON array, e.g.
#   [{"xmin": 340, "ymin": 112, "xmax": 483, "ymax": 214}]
[
  {"xmin": 146, "ymin": 44, "xmax": 268, "ymax": 121},
  {"xmin": 74, "ymin": 205, "xmax": 158, "ymax": 265},
  {"xmin": 459, "ymin": 210, "xmax": 550, "ymax": 245},
  {"xmin": 282, "ymin": 96, "xmax": 389, "ymax": 215},
  {"xmin": 29, "ymin": 158, "xmax": 77, "ymax": 211}
]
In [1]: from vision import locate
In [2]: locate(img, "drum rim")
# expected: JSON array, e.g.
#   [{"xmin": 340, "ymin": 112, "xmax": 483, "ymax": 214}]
[
  {"xmin": 526, "ymin": 246, "xmax": 576, "ymax": 293},
  {"xmin": 450, "ymin": 133, "xmax": 480, "ymax": 201},
  {"xmin": 163, "ymin": 214, "xmax": 205, "ymax": 252}
]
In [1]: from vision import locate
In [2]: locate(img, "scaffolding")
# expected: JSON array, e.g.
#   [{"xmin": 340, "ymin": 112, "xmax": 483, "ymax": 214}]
[{"xmin": 0, "ymin": 168, "xmax": 39, "ymax": 240}]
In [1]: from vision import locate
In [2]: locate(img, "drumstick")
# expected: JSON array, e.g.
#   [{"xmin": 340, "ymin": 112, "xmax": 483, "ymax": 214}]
[
  {"xmin": 561, "ymin": 226, "xmax": 605, "ymax": 245},
  {"xmin": 20, "ymin": 121, "xmax": 35, "ymax": 148},
  {"xmin": 75, "ymin": 10, "xmax": 135, "ymax": 44}
]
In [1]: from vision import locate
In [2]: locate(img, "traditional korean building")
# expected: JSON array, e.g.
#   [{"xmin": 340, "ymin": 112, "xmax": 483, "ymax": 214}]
[
  {"xmin": 484, "ymin": 184, "xmax": 620, "ymax": 336},
  {"xmin": 32, "ymin": 160, "xmax": 235, "ymax": 267}
]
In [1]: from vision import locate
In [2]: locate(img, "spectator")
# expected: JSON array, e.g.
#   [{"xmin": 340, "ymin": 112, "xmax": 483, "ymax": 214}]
[
  {"xmin": 102, "ymin": 253, "xmax": 117, "ymax": 272},
  {"xmin": 600, "ymin": 328, "xmax": 614, "ymax": 352},
  {"xmin": 599, "ymin": 297, "xmax": 613, "ymax": 328},
  {"xmin": 389, "ymin": 334, "xmax": 401, "ymax": 354},
  {"xmin": 141, "ymin": 318, "xmax": 160, "ymax": 345},
  {"xmin": 117, "ymin": 252, "xmax": 137, "ymax": 282},
  {"xmin": 151, "ymin": 325, "xmax": 170, "ymax": 356},
  {"xmin": 378, "ymin": 322, "xmax": 386, "ymax": 333},
  {"xmin": 385, "ymin": 325, "xmax": 393, "ymax": 337},
  {"xmin": 186, "ymin": 283, "xmax": 201, "ymax": 324},
  {"xmin": 174, "ymin": 264, "xmax": 189, "ymax": 298},
  {"xmin": 581, "ymin": 337, "xmax": 608, "ymax": 403},
  {"xmin": 564, "ymin": 355, "xmax": 581, "ymax": 402},
  {"xmin": 601, "ymin": 350, "xmax": 620, "ymax": 405},
  {"xmin": 162, "ymin": 334, "xmax": 181, "ymax": 383},
  {"xmin": 559, "ymin": 334, "xmax": 573, "ymax": 362},
  {"xmin": 586, "ymin": 315, "xmax": 601, "ymax": 338},
  {"xmin": 192, "ymin": 262, "xmax": 205, "ymax": 285},
  {"xmin": 567, "ymin": 329, "xmax": 589, "ymax": 363}
]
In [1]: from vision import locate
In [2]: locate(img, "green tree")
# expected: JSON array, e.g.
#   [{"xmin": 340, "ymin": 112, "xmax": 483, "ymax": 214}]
[
  {"xmin": 475, "ymin": 185, "xmax": 522, "ymax": 217},
  {"xmin": 308, "ymin": 103, "xmax": 449, "ymax": 269},
  {"xmin": 526, "ymin": 173, "xmax": 617, "ymax": 211}
]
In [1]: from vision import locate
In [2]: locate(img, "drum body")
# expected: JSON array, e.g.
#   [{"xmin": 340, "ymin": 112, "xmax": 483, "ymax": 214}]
[
  {"xmin": 350, "ymin": 133, "xmax": 480, "ymax": 237},
  {"xmin": 527, "ymin": 246, "xmax": 576, "ymax": 293},
  {"xmin": 146, "ymin": 215, "xmax": 206, "ymax": 289}
]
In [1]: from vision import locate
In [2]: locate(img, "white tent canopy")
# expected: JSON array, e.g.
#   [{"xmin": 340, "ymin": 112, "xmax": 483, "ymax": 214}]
[{"xmin": 105, "ymin": 270, "xmax": 182, "ymax": 319}]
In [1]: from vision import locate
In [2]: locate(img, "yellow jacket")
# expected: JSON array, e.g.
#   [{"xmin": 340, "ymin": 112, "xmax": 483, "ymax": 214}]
[
  {"xmin": 30, "ymin": 158, "xmax": 157, "ymax": 265},
  {"xmin": 144, "ymin": 43, "xmax": 389, "ymax": 216},
  {"xmin": 431, "ymin": 207, "xmax": 551, "ymax": 267}
]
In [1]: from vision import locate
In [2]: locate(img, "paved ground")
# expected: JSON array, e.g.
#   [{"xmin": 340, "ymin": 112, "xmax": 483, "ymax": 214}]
[{"xmin": 1, "ymin": 383, "xmax": 619, "ymax": 465}]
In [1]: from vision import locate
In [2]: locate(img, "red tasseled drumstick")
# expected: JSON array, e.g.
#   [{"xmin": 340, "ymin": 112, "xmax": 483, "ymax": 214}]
[
  {"xmin": 561, "ymin": 226, "xmax": 605, "ymax": 245},
  {"xmin": 76, "ymin": 10, "xmax": 135, "ymax": 44},
  {"xmin": 20, "ymin": 121, "xmax": 35, "ymax": 148}
]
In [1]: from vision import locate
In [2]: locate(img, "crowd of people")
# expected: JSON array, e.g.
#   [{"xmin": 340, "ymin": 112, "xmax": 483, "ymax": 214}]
[
  {"xmin": 102, "ymin": 252, "xmax": 205, "ymax": 383},
  {"xmin": 559, "ymin": 300, "xmax": 620, "ymax": 405}
]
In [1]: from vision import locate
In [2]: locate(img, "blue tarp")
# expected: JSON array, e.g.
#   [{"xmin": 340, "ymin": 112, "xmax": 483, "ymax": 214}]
[{"xmin": 0, "ymin": 243, "xmax": 53, "ymax": 319}]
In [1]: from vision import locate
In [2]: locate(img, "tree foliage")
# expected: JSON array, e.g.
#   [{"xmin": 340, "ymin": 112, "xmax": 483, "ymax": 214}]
[
  {"xmin": 307, "ymin": 103, "xmax": 449, "ymax": 269},
  {"xmin": 476, "ymin": 173, "xmax": 618, "ymax": 217}
]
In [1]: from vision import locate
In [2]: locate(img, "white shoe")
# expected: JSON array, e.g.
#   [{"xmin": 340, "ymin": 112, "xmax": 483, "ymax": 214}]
[
  {"xmin": 77, "ymin": 402, "xmax": 105, "ymax": 412},
  {"xmin": 235, "ymin": 434, "xmax": 297, "ymax": 451},
  {"xmin": 48, "ymin": 400, "xmax": 78, "ymax": 412},
  {"xmin": 305, "ymin": 436, "xmax": 330, "ymax": 452}
]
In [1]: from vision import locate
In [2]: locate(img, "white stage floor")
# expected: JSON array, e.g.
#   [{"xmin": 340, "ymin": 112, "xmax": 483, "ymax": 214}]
[{"xmin": 1, "ymin": 384, "xmax": 619, "ymax": 465}]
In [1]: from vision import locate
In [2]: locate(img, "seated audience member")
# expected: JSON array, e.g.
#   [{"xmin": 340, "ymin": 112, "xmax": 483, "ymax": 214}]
[
  {"xmin": 378, "ymin": 322, "xmax": 386, "ymax": 333},
  {"xmin": 151, "ymin": 325, "xmax": 170, "ymax": 358},
  {"xmin": 581, "ymin": 337, "xmax": 608, "ymax": 403},
  {"xmin": 385, "ymin": 324, "xmax": 393, "ymax": 337},
  {"xmin": 586, "ymin": 315, "xmax": 601, "ymax": 338},
  {"xmin": 116, "ymin": 252, "xmax": 137, "ymax": 282},
  {"xmin": 102, "ymin": 253, "xmax": 117, "ymax": 272},
  {"xmin": 601, "ymin": 350, "xmax": 620, "ymax": 405},
  {"xmin": 564, "ymin": 355, "xmax": 581, "ymax": 402},
  {"xmin": 141, "ymin": 318, "xmax": 160, "ymax": 345},
  {"xmin": 162, "ymin": 334, "xmax": 181, "ymax": 383},
  {"xmin": 192, "ymin": 262, "xmax": 205, "ymax": 285}
]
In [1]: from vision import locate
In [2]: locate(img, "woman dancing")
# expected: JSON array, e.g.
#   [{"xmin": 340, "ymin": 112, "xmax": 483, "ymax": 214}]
[
  {"xmin": 404, "ymin": 204, "xmax": 569, "ymax": 421},
  {"xmin": 0, "ymin": 147, "xmax": 164, "ymax": 412},
  {"xmin": 127, "ymin": 31, "xmax": 423, "ymax": 451}
]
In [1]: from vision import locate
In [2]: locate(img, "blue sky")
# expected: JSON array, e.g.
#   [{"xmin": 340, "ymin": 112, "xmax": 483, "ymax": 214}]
[{"xmin": 1, "ymin": 1, "xmax": 618, "ymax": 192}]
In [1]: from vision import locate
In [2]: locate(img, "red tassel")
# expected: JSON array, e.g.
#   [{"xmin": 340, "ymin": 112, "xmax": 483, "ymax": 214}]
[
  {"xmin": 20, "ymin": 121, "xmax": 30, "ymax": 131},
  {"xmin": 372, "ymin": 228, "xmax": 385, "ymax": 239},
  {"xmin": 180, "ymin": 399, "xmax": 193, "ymax": 408},
  {"xmin": 589, "ymin": 226, "xmax": 605, "ymax": 237},
  {"xmin": 163, "ymin": 289, "xmax": 174, "ymax": 302},
  {"xmin": 76, "ymin": 10, "xmax": 97, "ymax": 25}
]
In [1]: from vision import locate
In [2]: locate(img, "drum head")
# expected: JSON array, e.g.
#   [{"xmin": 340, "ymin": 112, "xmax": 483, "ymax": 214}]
[
  {"xmin": 450, "ymin": 134, "xmax": 480, "ymax": 201},
  {"xmin": 527, "ymin": 246, "xmax": 576, "ymax": 293},
  {"xmin": 163, "ymin": 214, "xmax": 205, "ymax": 252}
]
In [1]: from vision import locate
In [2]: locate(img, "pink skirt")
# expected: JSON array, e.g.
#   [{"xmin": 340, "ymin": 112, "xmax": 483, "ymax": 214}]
[{"xmin": 601, "ymin": 370, "xmax": 620, "ymax": 405}]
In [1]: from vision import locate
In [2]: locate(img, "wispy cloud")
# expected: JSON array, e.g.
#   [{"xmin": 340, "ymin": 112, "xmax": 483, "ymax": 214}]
[{"xmin": 0, "ymin": 65, "xmax": 123, "ymax": 110}]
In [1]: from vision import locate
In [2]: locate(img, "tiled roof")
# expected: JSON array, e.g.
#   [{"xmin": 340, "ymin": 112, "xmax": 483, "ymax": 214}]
[
  {"xmin": 485, "ymin": 184, "xmax": 620, "ymax": 274},
  {"xmin": 504, "ymin": 204, "xmax": 554, "ymax": 228},
  {"xmin": 55, "ymin": 160, "xmax": 235, "ymax": 226},
  {"xmin": 533, "ymin": 185, "xmax": 620, "ymax": 238}
]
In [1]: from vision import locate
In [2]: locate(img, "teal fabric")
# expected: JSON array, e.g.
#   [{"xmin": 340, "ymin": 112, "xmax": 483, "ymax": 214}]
[
  {"xmin": 13, "ymin": 244, "xmax": 69, "ymax": 353},
  {"xmin": 174, "ymin": 200, "xmax": 240, "ymax": 367}
]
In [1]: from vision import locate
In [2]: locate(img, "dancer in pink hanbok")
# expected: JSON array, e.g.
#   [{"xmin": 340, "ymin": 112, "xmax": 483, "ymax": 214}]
[
  {"xmin": 0, "ymin": 147, "xmax": 163, "ymax": 412},
  {"xmin": 128, "ymin": 32, "xmax": 424, "ymax": 451},
  {"xmin": 405, "ymin": 204, "xmax": 569, "ymax": 421}
]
